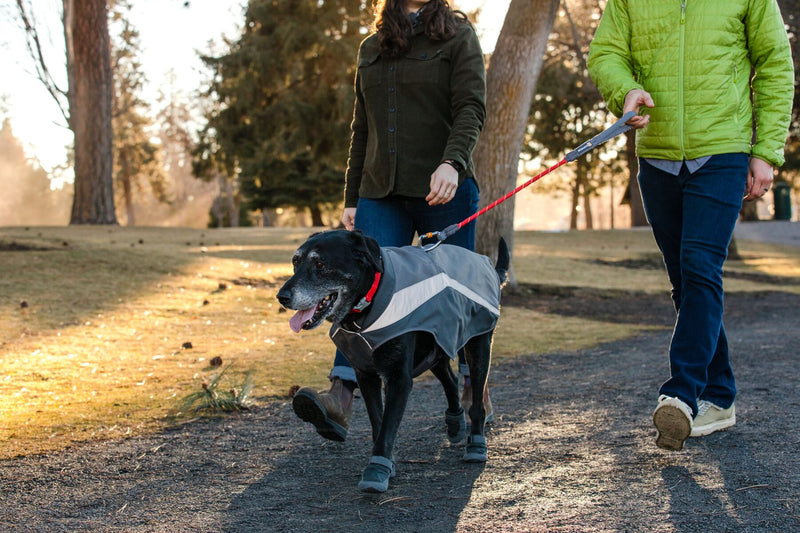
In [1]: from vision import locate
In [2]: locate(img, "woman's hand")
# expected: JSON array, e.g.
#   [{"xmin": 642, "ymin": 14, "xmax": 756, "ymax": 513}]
[
  {"xmin": 342, "ymin": 207, "xmax": 357, "ymax": 230},
  {"xmin": 744, "ymin": 157, "xmax": 774, "ymax": 202},
  {"xmin": 426, "ymin": 162, "xmax": 459, "ymax": 205}
]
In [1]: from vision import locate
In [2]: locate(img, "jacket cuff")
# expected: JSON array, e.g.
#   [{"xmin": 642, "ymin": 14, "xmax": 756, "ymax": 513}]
[{"xmin": 751, "ymin": 145, "xmax": 785, "ymax": 168}]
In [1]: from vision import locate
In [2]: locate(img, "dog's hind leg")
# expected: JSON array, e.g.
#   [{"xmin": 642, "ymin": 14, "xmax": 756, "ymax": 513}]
[
  {"xmin": 429, "ymin": 357, "xmax": 466, "ymax": 444},
  {"xmin": 462, "ymin": 333, "xmax": 492, "ymax": 462}
]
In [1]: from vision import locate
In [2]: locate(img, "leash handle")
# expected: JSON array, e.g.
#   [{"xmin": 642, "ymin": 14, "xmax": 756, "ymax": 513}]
[{"xmin": 565, "ymin": 110, "xmax": 636, "ymax": 162}]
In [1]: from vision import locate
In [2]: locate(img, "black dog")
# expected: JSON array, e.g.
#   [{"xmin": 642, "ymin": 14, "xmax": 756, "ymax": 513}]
[{"xmin": 277, "ymin": 230, "xmax": 508, "ymax": 492}]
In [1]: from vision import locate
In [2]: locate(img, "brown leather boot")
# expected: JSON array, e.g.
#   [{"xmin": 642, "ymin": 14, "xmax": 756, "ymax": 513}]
[
  {"xmin": 461, "ymin": 378, "xmax": 494, "ymax": 425},
  {"xmin": 292, "ymin": 377, "xmax": 354, "ymax": 441}
]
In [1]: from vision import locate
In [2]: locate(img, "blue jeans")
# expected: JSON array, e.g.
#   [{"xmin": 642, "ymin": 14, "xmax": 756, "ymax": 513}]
[
  {"xmin": 638, "ymin": 155, "xmax": 747, "ymax": 416},
  {"xmin": 330, "ymin": 178, "xmax": 480, "ymax": 382}
]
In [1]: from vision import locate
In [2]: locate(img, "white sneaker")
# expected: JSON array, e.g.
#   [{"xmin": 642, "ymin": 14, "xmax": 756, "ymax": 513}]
[
  {"xmin": 653, "ymin": 395, "xmax": 693, "ymax": 451},
  {"xmin": 690, "ymin": 400, "xmax": 735, "ymax": 437}
]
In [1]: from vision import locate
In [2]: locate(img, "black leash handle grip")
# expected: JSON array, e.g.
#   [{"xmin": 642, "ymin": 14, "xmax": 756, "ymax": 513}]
[{"xmin": 565, "ymin": 111, "xmax": 637, "ymax": 162}]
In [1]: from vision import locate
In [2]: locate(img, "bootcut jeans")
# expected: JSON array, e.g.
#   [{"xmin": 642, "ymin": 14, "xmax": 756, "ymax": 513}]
[
  {"xmin": 330, "ymin": 178, "xmax": 480, "ymax": 382},
  {"xmin": 638, "ymin": 154, "xmax": 748, "ymax": 416}
]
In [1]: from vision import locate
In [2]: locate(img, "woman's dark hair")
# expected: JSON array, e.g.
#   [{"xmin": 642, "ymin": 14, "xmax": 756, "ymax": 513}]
[{"xmin": 372, "ymin": 0, "xmax": 469, "ymax": 58}]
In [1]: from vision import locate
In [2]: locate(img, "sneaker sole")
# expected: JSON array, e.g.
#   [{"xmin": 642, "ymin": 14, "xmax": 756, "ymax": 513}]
[
  {"xmin": 292, "ymin": 391, "xmax": 347, "ymax": 442},
  {"xmin": 653, "ymin": 404, "xmax": 692, "ymax": 451},
  {"xmin": 690, "ymin": 415, "xmax": 736, "ymax": 437}
]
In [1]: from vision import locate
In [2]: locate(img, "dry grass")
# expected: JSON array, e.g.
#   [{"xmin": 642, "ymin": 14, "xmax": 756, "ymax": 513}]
[{"xmin": 1, "ymin": 225, "xmax": 798, "ymax": 459}]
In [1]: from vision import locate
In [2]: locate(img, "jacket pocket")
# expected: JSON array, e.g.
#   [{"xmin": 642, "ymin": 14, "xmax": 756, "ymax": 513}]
[
  {"xmin": 401, "ymin": 49, "xmax": 447, "ymax": 84},
  {"xmin": 358, "ymin": 54, "xmax": 382, "ymax": 91}
]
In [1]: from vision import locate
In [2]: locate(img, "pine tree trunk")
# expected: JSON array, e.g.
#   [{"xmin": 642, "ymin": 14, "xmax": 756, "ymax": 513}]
[
  {"xmin": 65, "ymin": 0, "xmax": 116, "ymax": 225},
  {"xmin": 310, "ymin": 207, "xmax": 324, "ymax": 227},
  {"xmin": 121, "ymin": 152, "xmax": 135, "ymax": 226},
  {"xmin": 570, "ymin": 179, "xmax": 580, "ymax": 230},
  {"xmin": 627, "ymin": 130, "xmax": 647, "ymax": 226},
  {"xmin": 473, "ymin": 0, "xmax": 559, "ymax": 286},
  {"xmin": 583, "ymin": 186, "xmax": 594, "ymax": 229},
  {"xmin": 221, "ymin": 178, "xmax": 238, "ymax": 227},
  {"xmin": 739, "ymin": 201, "xmax": 759, "ymax": 221}
]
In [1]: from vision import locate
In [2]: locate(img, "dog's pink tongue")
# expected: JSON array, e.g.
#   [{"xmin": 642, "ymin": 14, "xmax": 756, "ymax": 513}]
[{"xmin": 289, "ymin": 307, "xmax": 316, "ymax": 333}]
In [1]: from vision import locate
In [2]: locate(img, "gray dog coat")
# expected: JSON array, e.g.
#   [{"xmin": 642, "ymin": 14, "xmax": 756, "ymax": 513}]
[{"xmin": 330, "ymin": 244, "xmax": 501, "ymax": 376}]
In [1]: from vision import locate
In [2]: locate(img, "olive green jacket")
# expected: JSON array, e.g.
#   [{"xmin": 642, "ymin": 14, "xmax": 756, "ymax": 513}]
[
  {"xmin": 587, "ymin": 0, "xmax": 793, "ymax": 167},
  {"xmin": 344, "ymin": 22, "xmax": 486, "ymax": 207}
]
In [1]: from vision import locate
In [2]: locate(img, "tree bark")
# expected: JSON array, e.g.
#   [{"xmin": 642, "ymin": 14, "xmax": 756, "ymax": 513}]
[
  {"xmin": 310, "ymin": 207, "xmax": 324, "ymax": 227},
  {"xmin": 626, "ymin": 130, "xmax": 647, "ymax": 226},
  {"xmin": 120, "ymin": 151, "xmax": 135, "ymax": 226},
  {"xmin": 473, "ymin": 0, "xmax": 560, "ymax": 285},
  {"xmin": 65, "ymin": 0, "xmax": 116, "ymax": 224}
]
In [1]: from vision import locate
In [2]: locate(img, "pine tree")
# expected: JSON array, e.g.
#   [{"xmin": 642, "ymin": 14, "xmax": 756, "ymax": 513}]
[
  {"xmin": 195, "ymin": 0, "xmax": 369, "ymax": 224},
  {"xmin": 109, "ymin": 0, "xmax": 167, "ymax": 226}
]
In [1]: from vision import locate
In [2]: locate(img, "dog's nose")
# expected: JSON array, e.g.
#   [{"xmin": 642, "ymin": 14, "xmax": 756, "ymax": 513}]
[{"xmin": 276, "ymin": 288, "xmax": 292, "ymax": 308}]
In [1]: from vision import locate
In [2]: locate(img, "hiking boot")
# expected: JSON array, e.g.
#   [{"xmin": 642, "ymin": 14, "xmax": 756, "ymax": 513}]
[
  {"xmin": 292, "ymin": 377, "xmax": 353, "ymax": 442},
  {"xmin": 461, "ymin": 378, "xmax": 494, "ymax": 425},
  {"xmin": 691, "ymin": 400, "xmax": 735, "ymax": 437},
  {"xmin": 653, "ymin": 395, "xmax": 692, "ymax": 451}
]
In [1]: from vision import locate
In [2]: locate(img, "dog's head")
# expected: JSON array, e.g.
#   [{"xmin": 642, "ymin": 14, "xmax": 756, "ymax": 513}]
[{"xmin": 277, "ymin": 230, "xmax": 382, "ymax": 332}]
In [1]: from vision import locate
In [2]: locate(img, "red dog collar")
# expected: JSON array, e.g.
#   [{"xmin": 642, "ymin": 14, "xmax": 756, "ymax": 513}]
[{"xmin": 351, "ymin": 272, "xmax": 382, "ymax": 313}]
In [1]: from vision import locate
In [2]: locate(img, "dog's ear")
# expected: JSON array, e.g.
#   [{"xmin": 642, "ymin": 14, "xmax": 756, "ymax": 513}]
[{"xmin": 350, "ymin": 230, "xmax": 383, "ymax": 273}]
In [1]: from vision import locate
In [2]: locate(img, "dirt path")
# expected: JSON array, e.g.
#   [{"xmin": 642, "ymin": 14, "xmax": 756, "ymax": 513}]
[{"xmin": 2, "ymin": 290, "xmax": 799, "ymax": 532}]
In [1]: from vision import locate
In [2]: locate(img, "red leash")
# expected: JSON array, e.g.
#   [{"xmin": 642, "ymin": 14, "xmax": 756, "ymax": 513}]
[{"xmin": 419, "ymin": 111, "xmax": 636, "ymax": 250}]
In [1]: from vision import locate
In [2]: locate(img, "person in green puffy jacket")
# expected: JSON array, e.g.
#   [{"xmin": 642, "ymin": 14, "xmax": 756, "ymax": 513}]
[{"xmin": 587, "ymin": 0, "xmax": 793, "ymax": 451}]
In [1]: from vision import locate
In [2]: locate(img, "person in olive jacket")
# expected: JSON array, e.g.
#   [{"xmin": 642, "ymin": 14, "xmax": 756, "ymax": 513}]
[
  {"xmin": 587, "ymin": 0, "xmax": 793, "ymax": 451},
  {"xmin": 292, "ymin": 0, "xmax": 492, "ymax": 443}
]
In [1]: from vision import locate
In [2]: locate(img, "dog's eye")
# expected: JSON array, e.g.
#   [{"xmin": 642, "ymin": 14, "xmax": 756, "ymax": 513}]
[{"xmin": 314, "ymin": 260, "xmax": 325, "ymax": 270}]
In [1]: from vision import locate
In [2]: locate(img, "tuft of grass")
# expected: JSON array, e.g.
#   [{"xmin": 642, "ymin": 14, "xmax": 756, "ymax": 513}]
[
  {"xmin": 178, "ymin": 364, "xmax": 254, "ymax": 413},
  {"xmin": 0, "ymin": 225, "xmax": 797, "ymax": 459}
]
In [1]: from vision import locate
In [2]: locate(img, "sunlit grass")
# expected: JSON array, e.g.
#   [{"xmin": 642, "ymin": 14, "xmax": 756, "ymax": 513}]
[{"xmin": 1, "ymin": 225, "xmax": 798, "ymax": 459}]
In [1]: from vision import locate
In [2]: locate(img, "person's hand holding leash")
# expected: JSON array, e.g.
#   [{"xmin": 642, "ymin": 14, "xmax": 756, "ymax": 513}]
[
  {"xmin": 342, "ymin": 207, "xmax": 357, "ymax": 231},
  {"xmin": 623, "ymin": 89, "xmax": 654, "ymax": 129},
  {"xmin": 744, "ymin": 157, "xmax": 774, "ymax": 202},
  {"xmin": 426, "ymin": 162, "xmax": 459, "ymax": 205}
]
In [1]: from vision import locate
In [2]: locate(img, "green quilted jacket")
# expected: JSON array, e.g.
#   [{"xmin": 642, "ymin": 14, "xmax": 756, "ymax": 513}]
[{"xmin": 587, "ymin": 0, "xmax": 793, "ymax": 167}]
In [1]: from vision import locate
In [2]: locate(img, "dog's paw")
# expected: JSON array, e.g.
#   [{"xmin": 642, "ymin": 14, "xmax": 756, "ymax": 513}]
[
  {"xmin": 462, "ymin": 434, "xmax": 487, "ymax": 463},
  {"xmin": 358, "ymin": 455, "xmax": 395, "ymax": 493},
  {"xmin": 445, "ymin": 407, "xmax": 467, "ymax": 444}
]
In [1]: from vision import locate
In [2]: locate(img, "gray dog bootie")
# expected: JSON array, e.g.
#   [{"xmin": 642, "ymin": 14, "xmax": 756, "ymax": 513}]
[
  {"xmin": 463, "ymin": 434, "xmax": 487, "ymax": 463},
  {"xmin": 358, "ymin": 455, "xmax": 396, "ymax": 493}
]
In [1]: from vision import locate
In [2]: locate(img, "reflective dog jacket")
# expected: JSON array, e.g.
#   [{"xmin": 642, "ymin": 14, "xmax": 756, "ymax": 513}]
[{"xmin": 330, "ymin": 244, "xmax": 501, "ymax": 375}]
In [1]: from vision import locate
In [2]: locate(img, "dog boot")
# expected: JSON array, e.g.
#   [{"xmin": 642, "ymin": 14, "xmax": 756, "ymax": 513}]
[
  {"xmin": 358, "ymin": 455, "xmax": 396, "ymax": 493},
  {"xmin": 292, "ymin": 377, "xmax": 353, "ymax": 442},
  {"xmin": 445, "ymin": 407, "xmax": 467, "ymax": 444},
  {"xmin": 461, "ymin": 378, "xmax": 495, "ymax": 425},
  {"xmin": 462, "ymin": 434, "xmax": 488, "ymax": 463}
]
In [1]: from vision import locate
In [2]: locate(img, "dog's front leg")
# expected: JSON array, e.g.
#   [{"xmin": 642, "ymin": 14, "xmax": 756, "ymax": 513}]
[
  {"xmin": 354, "ymin": 369, "xmax": 383, "ymax": 442},
  {"xmin": 372, "ymin": 369, "xmax": 412, "ymax": 459},
  {"xmin": 357, "ymin": 338, "xmax": 413, "ymax": 493}
]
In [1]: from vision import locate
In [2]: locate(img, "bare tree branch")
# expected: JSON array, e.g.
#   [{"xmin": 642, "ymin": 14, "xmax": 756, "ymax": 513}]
[{"xmin": 15, "ymin": 0, "xmax": 70, "ymax": 124}]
